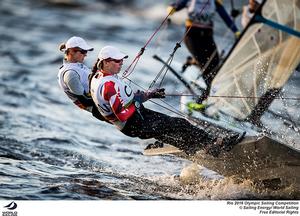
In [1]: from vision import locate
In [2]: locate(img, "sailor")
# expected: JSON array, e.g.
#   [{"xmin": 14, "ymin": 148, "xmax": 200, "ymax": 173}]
[
  {"xmin": 89, "ymin": 45, "xmax": 245, "ymax": 157},
  {"xmin": 167, "ymin": 0, "xmax": 240, "ymax": 103},
  {"xmin": 241, "ymin": 0, "xmax": 262, "ymax": 28},
  {"xmin": 57, "ymin": 36, "xmax": 106, "ymax": 122}
]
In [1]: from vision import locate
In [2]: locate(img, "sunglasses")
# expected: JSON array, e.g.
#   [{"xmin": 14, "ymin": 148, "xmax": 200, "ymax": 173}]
[
  {"xmin": 106, "ymin": 58, "xmax": 123, "ymax": 63},
  {"xmin": 73, "ymin": 49, "xmax": 87, "ymax": 55}
]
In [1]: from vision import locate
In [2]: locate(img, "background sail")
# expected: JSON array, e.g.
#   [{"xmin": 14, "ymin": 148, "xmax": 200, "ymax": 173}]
[{"xmin": 206, "ymin": 0, "xmax": 300, "ymax": 121}]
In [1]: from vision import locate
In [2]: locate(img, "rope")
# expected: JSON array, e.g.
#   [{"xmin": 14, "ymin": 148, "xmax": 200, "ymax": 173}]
[
  {"xmin": 165, "ymin": 93, "xmax": 300, "ymax": 101},
  {"xmin": 154, "ymin": 18, "xmax": 171, "ymax": 50},
  {"xmin": 122, "ymin": 11, "xmax": 173, "ymax": 79},
  {"xmin": 148, "ymin": 42, "xmax": 181, "ymax": 89},
  {"xmin": 121, "ymin": 2, "xmax": 300, "ymax": 133},
  {"xmin": 123, "ymin": 77, "xmax": 203, "ymax": 125},
  {"xmin": 124, "ymin": 77, "xmax": 185, "ymax": 117},
  {"xmin": 124, "ymin": 76, "xmax": 300, "ymax": 137},
  {"xmin": 148, "ymin": 0, "xmax": 210, "ymax": 90},
  {"xmin": 279, "ymin": 91, "xmax": 300, "ymax": 129},
  {"xmin": 149, "ymin": 96, "xmax": 211, "ymax": 126}
]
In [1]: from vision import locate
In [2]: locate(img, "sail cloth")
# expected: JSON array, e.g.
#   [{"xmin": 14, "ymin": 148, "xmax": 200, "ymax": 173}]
[{"xmin": 206, "ymin": 0, "xmax": 300, "ymax": 121}]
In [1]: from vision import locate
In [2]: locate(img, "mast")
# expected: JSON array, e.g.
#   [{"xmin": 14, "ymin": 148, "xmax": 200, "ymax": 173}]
[{"xmin": 205, "ymin": 0, "xmax": 300, "ymax": 123}]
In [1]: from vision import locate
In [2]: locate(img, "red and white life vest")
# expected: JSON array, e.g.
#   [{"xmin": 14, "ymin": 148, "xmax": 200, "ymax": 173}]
[{"xmin": 90, "ymin": 71, "xmax": 136, "ymax": 129}]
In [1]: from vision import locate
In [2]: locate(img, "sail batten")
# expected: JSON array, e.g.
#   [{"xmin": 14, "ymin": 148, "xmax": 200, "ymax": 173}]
[{"xmin": 206, "ymin": 0, "xmax": 300, "ymax": 121}]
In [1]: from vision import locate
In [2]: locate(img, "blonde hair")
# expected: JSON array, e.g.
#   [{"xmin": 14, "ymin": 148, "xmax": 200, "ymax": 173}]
[{"xmin": 88, "ymin": 58, "xmax": 103, "ymax": 93}]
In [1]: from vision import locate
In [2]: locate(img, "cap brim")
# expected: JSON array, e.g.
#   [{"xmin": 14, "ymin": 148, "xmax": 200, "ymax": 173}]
[
  {"xmin": 79, "ymin": 43, "xmax": 94, "ymax": 51},
  {"xmin": 115, "ymin": 54, "xmax": 128, "ymax": 60},
  {"xmin": 81, "ymin": 47, "xmax": 94, "ymax": 51}
]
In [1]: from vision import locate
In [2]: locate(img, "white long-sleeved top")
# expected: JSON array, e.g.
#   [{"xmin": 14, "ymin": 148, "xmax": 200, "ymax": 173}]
[{"xmin": 57, "ymin": 61, "xmax": 93, "ymax": 111}]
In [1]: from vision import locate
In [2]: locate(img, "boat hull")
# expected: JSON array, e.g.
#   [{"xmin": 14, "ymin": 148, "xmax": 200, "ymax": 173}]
[
  {"xmin": 191, "ymin": 136, "xmax": 300, "ymax": 187},
  {"xmin": 144, "ymin": 135, "xmax": 300, "ymax": 194}
]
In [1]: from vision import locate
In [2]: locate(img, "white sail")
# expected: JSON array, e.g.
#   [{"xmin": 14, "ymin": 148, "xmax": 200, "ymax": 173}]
[{"xmin": 206, "ymin": 0, "xmax": 300, "ymax": 121}]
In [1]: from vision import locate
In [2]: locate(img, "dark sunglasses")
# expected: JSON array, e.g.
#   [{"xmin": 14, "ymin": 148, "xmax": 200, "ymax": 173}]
[
  {"xmin": 106, "ymin": 58, "xmax": 123, "ymax": 63},
  {"xmin": 73, "ymin": 49, "xmax": 87, "ymax": 55}
]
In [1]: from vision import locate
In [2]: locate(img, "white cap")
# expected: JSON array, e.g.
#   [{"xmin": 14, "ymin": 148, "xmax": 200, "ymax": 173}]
[
  {"xmin": 65, "ymin": 36, "xmax": 93, "ymax": 51},
  {"xmin": 98, "ymin": 46, "xmax": 128, "ymax": 61},
  {"xmin": 255, "ymin": 0, "xmax": 263, "ymax": 4}
]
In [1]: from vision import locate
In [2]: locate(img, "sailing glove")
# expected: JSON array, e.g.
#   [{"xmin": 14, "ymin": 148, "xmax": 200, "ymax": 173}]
[
  {"xmin": 134, "ymin": 88, "xmax": 165, "ymax": 103},
  {"xmin": 134, "ymin": 90, "xmax": 148, "ymax": 103},
  {"xmin": 147, "ymin": 88, "xmax": 166, "ymax": 99}
]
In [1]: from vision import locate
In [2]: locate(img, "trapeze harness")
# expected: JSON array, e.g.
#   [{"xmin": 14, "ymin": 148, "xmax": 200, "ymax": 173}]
[
  {"xmin": 58, "ymin": 62, "xmax": 93, "ymax": 112},
  {"xmin": 171, "ymin": 0, "xmax": 216, "ymax": 28},
  {"xmin": 186, "ymin": 0, "xmax": 215, "ymax": 28},
  {"xmin": 90, "ymin": 71, "xmax": 136, "ymax": 129}
]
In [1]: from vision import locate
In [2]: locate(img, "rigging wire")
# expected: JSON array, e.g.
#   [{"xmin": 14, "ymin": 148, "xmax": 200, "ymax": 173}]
[
  {"xmin": 120, "ymin": 1, "xmax": 299, "ymax": 125},
  {"xmin": 153, "ymin": 18, "xmax": 171, "ymax": 50},
  {"xmin": 278, "ymin": 91, "xmax": 300, "ymax": 130},
  {"xmin": 124, "ymin": 75, "xmax": 300, "ymax": 134},
  {"xmin": 148, "ymin": 42, "xmax": 181, "ymax": 90},
  {"xmin": 165, "ymin": 93, "xmax": 300, "ymax": 101},
  {"xmin": 123, "ymin": 77, "xmax": 203, "ymax": 125},
  {"xmin": 122, "ymin": 0, "xmax": 210, "ymax": 89},
  {"xmin": 122, "ymin": 10, "xmax": 174, "ymax": 79},
  {"xmin": 121, "ymin": 0, "xmax": 299, "ymax": 122},
  {"xmin": 148, "ymin": 0, "xmax": 210, "ymax": 89},
  {"xmin": 120, "ymin": 1, "xmax": 299, "ymax": 132}
]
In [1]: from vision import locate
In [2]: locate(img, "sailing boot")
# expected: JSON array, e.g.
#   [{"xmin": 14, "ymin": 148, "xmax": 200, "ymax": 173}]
[
  {"xmin": 175, "ymin": 141, "xmax": 201, "ymax": 156},
  {"xmin": 187, "ymin": 102, "xmax": 207, "ymax": 113},
  {"xmin": 204, "ymin": 131, "xmax": 246, "ymax": 157},
  {"xmin": 204, "ymin": 137, "xmax": 223, "ymax": 157},
  {"xmin": 144, "ymin": 141, "xmax": 164, "ymax": 150},
  {"xmin": 221, "ymin": 131, "xmax": 246, "ymax": 152}
]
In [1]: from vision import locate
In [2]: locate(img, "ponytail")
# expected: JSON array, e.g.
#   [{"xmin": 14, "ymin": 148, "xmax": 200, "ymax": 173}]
[
  {"xmin": 59, "ymin": 43, "xmax": 69, "ymax": 60},
  {"xmin": 88, "ymin": 58, "xmax": 101, "ymax": 92},
  {"xmin": 59, "ymin": 43, "xmax": 66, "ymax": 52}
]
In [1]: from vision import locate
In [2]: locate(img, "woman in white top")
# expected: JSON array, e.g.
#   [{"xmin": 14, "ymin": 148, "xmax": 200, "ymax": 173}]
[
  {"xmin": 89, "ymin": 46, "xmax": 245, "ymax": 157},
  {"xmin": 57, "ymin": 36, "xmax": 106, "ymax": 121},
  {"xmin": 167, "ymin": 0, "xmax": 240, "ymax": 103}
]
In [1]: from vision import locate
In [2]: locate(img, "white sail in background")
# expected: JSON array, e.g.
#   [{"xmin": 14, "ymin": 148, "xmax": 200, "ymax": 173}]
[{"xmin": 206, "ymin": 0, "xmax": 300, "ymax": 120}]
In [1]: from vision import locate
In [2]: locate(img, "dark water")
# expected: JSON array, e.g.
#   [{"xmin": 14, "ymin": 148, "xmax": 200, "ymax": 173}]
[{"xmin": 0, "ymin": 0, "xmax": 299, "ymax": 200}]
